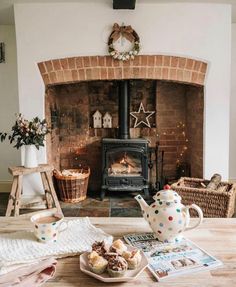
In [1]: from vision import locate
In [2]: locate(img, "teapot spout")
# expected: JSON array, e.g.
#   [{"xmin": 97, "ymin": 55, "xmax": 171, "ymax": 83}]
[{"xmin": 135, "ymin": 194, "xmax": 149, "ymax": 213}]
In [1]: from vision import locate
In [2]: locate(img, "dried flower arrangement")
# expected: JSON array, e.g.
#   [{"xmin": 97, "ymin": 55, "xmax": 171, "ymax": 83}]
[
  {"xmin": 0, "ymin": 114, "xmax": 50, "ymax": 149},
  {"xmin": 108, "ymin": 23, "xmax": 140, "ymax": 61}
]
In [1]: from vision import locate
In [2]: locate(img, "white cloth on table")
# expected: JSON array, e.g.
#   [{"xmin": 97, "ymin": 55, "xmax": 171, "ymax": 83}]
[{"xmin": 0, "ymin": 217, "xmax": 113, "ymax": 276}]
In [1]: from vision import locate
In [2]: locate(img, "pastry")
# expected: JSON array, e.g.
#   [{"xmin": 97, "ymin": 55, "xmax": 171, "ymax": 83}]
[
  {"xmin": 110, "ymin": 239, "xmax": 127, "ymax": 255},
  {"xmin": 88, "ymin": 251, "xmax": 108, "ymax": 274},
  {"xmin": 104, "ymin": 252, "xmax": 119, "ymax": 261},
  {"xmin": 107, "ymin": 256, "xmax": 128, "ymax": 277},
  {"xmin": 123, "ymin": 249, "xmax": 142, "ymax": 269},
  {"xmin": 92, "ymin": 241, "xmax": 110, "ymax": 256}
]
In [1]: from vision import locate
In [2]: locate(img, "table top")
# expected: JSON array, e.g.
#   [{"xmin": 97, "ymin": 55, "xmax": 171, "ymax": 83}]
[{"xmin": 0, "ymin": 216, "xmax": 236, "ymax": 287}]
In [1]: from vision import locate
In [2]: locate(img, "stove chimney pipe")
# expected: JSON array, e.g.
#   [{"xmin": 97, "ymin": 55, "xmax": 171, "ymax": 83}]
[{"xmin": 118, "ymin": 80, "xmax": 130, "ymax": 139}]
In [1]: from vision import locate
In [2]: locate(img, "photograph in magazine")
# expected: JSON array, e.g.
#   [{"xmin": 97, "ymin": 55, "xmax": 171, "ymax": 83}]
[{"xmin": 124, "ymin": 233, "xmax": 222, "ymax": 280}]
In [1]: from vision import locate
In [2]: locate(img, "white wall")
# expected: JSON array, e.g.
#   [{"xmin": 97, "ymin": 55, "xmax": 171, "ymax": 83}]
[
  {"xmin": 0, "ymin": 25, "xmax": 20, "ymax": 182},
  {"xmin": 230, "ymin": 23, "xmax": 236, "ymax": 180},
  {"xmin": 13, "ymin": 2, "xmax": 231, "ymax": 195}
]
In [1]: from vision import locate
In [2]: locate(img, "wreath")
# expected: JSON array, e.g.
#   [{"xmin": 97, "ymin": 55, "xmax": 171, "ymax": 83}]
[{"xmin": 108, "ymin": 23, "xmax": 140, "ymax": 61}]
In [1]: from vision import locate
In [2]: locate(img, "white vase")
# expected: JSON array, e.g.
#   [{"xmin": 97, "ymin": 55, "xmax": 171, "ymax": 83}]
[{"xmin": 24, "ymin": 145, "xmax": 38, "ymax": 168}]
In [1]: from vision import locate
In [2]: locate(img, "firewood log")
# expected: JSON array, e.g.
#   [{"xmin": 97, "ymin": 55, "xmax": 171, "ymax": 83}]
[{"xmin": 206, "ymin": 173, "xmax": 221, "ymax": 190}]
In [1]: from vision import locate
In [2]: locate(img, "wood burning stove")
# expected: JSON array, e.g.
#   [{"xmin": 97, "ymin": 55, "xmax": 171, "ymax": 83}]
[
  {"xmin": 101, "ymin": 138, "xmax": 149, "ymax": 199},
  {"xmin": 101, "ymin": 80, "xmax": 150, "ymax": 200}
]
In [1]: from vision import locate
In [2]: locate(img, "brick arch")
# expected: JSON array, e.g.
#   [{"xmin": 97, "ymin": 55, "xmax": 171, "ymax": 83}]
[{"xmin": 38, "ymin": 55, "xmax": 207, "ymax": 87}]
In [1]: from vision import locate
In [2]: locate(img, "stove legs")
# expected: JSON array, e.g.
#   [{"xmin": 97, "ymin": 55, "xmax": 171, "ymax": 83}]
[
  {"xmin": 100, "ymin": 188, "xmax": 106, "ymax": 201},
  {"xmin": 144, "ymin": 188, "xmax": 150, "ymax": 199}
]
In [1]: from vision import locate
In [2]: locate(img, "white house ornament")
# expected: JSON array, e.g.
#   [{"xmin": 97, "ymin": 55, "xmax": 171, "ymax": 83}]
[
  {"xmin": 103, "ymin": 112, "xmax": 112, "ymax": 128},
  {"xmin": 92, "ymin": 110, "xmax": 102, "ymax": 128},
  {"xmin": 130, "ymin": 102, "xmax": 155, "ymax": 128}
]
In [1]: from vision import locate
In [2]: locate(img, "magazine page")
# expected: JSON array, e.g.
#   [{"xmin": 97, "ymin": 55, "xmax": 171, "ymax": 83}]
[{"xmin": 124, "ymin": 233, "xmax": 222, "ymax": 281}]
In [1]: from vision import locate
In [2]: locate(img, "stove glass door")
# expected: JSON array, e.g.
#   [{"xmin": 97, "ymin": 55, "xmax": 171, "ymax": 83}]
[{"xmin": 107, "ymin": 150, "xmax": 142, "ymax": 177}]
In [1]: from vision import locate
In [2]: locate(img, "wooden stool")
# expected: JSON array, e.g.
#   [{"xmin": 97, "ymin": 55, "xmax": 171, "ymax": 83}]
[{"xmin": 6, "ymin": 164, "xmax": 62, "ymax": 217}]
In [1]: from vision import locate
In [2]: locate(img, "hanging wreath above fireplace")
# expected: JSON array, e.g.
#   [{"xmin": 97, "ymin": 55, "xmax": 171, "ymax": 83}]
[{"xmin": 108, "ymin": 23, "xmax": 140, "ymax": 61}]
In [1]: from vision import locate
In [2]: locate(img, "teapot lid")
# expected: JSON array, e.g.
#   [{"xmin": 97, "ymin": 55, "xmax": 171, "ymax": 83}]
[{"xmin": 153, "ymin": 185, "xmax": 181, "ymax": 203}]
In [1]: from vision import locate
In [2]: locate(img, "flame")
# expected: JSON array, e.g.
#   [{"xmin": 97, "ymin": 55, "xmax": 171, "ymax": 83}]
[{"xmin": 119, "ymin": 155, "xmax": 131, "ymax": 173}]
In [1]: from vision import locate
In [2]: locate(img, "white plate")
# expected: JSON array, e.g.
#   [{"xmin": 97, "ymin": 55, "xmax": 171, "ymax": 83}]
[{"xmin": 80, "ymin": 245, "xmax": 148, "ymax": 283}]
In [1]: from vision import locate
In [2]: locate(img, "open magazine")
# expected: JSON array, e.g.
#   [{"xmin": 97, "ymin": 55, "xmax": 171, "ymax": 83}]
[{"xmin": 123, "ymin": 233, "xmax": 222, "ymax": 281}]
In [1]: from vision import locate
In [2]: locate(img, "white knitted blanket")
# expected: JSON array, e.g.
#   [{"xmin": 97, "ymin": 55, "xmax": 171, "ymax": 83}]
[{"xmin": 0, "ymin": 217, "xmax": 113, "ymax": 275}]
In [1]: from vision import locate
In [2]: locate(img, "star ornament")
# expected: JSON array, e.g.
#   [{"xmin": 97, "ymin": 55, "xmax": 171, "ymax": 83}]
[{"xmin": 130, "ymin": 102, "xmax": 155, "ymax": 128}]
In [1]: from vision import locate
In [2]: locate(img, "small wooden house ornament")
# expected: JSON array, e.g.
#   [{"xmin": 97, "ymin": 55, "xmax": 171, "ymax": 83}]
[
  {"xmin": 92, "ymin": 110, "xmax": 102, "ymax": 128},
  {"xmin": 103, "ymin": 112, "xmax": 112, "ymax": 128}
]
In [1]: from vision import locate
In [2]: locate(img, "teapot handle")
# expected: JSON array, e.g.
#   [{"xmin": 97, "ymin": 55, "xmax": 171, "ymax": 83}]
[{"xmin": 184, "ymin": 204, "xmax": 203, "ymax": 231}]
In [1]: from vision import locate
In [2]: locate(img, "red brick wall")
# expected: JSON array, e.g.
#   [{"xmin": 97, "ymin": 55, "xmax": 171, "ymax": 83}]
[
  {"xmin": 156, "ymin": 82, "xmax": 188, "ymax": 179},
  {"xmin": 156, "ymin": 82, "xmax": 203, "ymax": 179},
  {"xmin": 46, "ymin": 80, "xmax": 157, "ymax": 191},
  {"xmin": 42, "ymin": 55, "xmax": 206, "ymax": 190},
  {"xmin": 185, "ymin": 86, "xmax": 204, "ymax": 177},
  {"xmin": 45, "ymin": 88, "xmax": 60, "ymax": 170},
  {"xmin": 46, "ymin": 80, "xmax": 203, "ymax": 191},
  {"xmin": 38, "ymin": 55, "xmax": 207, "ymax": 87}
]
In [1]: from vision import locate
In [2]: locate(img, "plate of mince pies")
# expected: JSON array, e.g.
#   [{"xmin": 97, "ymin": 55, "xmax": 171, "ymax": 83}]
[{"xmin": 80, "ymin": 239, "xmax": 148, "ymax": 282}]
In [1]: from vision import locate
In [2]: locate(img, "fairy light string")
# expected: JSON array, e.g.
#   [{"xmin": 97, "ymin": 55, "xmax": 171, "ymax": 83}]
[{"xmin": 157, "ymin": 121, "xmax": 189, "ymax": 165}]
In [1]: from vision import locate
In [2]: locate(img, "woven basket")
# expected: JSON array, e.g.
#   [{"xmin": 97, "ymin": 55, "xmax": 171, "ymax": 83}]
[
  {"xmin": 171, "ymin": 177, "xmax": 236, "ymax": 218},
  {"xmin": 54, "ymin": 168, "xmax": 90, "ymax": 203}
]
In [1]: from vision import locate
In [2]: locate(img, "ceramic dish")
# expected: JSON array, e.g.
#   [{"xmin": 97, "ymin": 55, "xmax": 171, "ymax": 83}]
[{"xmin": 80, "ymin": 245, "xmax": 148, "ymax": 283}]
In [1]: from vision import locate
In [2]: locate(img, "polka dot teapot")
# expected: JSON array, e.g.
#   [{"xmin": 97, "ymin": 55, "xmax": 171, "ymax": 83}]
[{"xmin": 135, "ymin": 185, "xmax": 203, "ymax": 242}]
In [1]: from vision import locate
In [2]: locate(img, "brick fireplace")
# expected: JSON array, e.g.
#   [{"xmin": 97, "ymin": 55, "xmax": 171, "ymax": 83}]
[{"xmin": 38, "ymin": 55, "xmax": 206, "ymax": 193}]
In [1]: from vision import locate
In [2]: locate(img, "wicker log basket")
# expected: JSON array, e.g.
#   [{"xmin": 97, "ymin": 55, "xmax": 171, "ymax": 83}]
[
  {"xmin": 53, "ymin": 168, "xmax": 90, "ymax": 203},
  {"xmin": 171, "ymin": 177, "xmax": 236, "ymax": 218}
]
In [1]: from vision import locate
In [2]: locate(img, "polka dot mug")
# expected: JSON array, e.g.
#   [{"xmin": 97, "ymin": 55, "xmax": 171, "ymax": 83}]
[
  {"xmin": 31, "ymin": 210, "xmax": 67, "ymax": 243},
  {"xmin": 135, "ymin": 185, "xmax": 203, "ymax": 243}
]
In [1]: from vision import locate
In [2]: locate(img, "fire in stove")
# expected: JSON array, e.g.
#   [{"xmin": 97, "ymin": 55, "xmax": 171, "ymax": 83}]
[{"xmin": 108, "ymin": 152, "xmax": 142, "ymax": 176}]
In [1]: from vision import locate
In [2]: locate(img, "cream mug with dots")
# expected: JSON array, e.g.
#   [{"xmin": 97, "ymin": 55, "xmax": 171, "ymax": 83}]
[
  {"xmin": 31, "ymin": 210, "xmax": 67, "ymax": 243},
  {"xmin": 135, "ymin": 185, "xmax": 203, "ymax": 243}
]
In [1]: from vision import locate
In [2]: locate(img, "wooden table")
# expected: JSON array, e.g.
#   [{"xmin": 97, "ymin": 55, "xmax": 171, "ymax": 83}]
[{"xmin": 0, "ymin": 217, "xmax": 236, "ymax": 286}]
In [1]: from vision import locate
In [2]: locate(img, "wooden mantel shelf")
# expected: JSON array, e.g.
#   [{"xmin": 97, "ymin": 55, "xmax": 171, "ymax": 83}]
[{"xmin": 0, "ymin": 217, "xmax": 235, "ymax": 286}]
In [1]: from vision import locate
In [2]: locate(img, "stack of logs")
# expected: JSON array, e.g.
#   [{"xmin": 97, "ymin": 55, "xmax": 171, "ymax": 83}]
[{"xmin": 201, "ymin": 173, "xmax": 222, "ymax": 190}]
